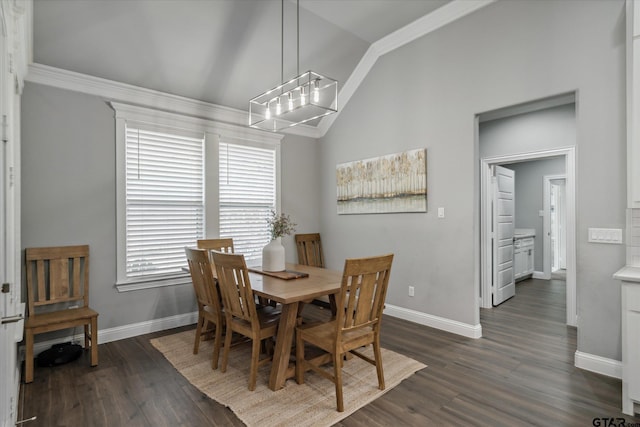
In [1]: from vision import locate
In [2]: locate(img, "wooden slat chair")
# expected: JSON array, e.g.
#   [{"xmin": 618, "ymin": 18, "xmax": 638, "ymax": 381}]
[
  {"xmin": 295, "ymin": 253, "xmax": 394, "ymax": 412},
  {"xmin": 211, "ymin": 251, "xmax": 280, "ymax": 391},
  {"xmin": 294, "ymin": 233, "xmax": 334, "ymax": 317},
  {"xmin": 198, "ymin": 237, "xmax": 274, "ymax": 308},
  {"xmin": 24, "ymin": 245, "xmax": 98, "ymax": 383},
  {"xmin": 197, "ymin": 238, "xmax": 234, "ymax": 257},
  {"xmin": 295, "ymin": 233, "xmax": 324, "ymax": 268},
  {"xmin": 185, "ymin": 247, "xmax": 224, "ymax": 369}
]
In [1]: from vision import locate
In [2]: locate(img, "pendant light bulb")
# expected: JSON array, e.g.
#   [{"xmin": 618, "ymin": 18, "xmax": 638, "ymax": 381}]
[
  {"xmin": 276, "ymin": 97, "xmax": 282, "ymax": 115},
  {"xmin": 265, "ymin": 101, "xmax": 272, "ymax": 120},
  {"xmin": 300, "ymin": 86, "xmax": 306, "ymax": 105},
  {"xmin": 313, "ymin": 79, "xmax": 320, "ymax": 103},
  {"xmin": 288, "ymin": 92, "xmax": 294, "ymax": 111}
]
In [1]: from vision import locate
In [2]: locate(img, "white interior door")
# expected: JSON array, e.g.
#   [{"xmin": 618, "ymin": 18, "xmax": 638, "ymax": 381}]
[
  {"xmin": 492, "ymin": 165, "xmax": 515, "ymax": 306},
  {"xmin": 544, "ymin": 175, "xmax": 566, "ymax": 277},
  {"xmin": 552, "ymin": 179, "xmax": 567, "ymax": 270},
  {"xmin": 550, "ymin": 183, "xmax": 558, "ymax": 271}
]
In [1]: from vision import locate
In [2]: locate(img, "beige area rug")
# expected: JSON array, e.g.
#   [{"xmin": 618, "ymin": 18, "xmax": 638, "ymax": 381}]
[{"xmin": 150, "ymin": 330, "xmax": 426, "ymax": 427}]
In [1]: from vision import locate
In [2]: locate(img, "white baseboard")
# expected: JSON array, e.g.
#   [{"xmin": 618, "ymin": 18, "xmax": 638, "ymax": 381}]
[
  {"xmin": 533, "ymin": 271, "xmax": 546, "ymax": 279},
  {"xmin": 30, "ymin": 305, "xmax": 483, "ymax": 357},
  {"xmin": 383, "ymin": 304, "xmax": 482, "ymax": 339},
  {"xmin": 29, "ymin": 311, "xmax": 198, "ymax": 357},
  {"xmin": 574, "ymin": 350, "xmax": 622, "ymax": 379}
]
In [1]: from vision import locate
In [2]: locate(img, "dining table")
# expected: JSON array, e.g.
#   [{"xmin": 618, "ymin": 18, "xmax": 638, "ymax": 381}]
[{"xmin": 247, "ymin": 262, "xmax": 343, "ymax": 391}]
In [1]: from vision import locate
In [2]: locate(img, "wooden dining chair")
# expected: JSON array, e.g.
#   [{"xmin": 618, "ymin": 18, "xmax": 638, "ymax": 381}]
[
  {"xmin": 295, "ymin": 233, "xmax": 334, "ymax": 317},
  {"xmin": 295, "ymin": 233, "xmax": 324, "ymax": 268},
  {"xmin": 197, "ymin": 238, "xmax": 234, "ymax": 256},
  {"xmin": 198, "ymin": 237, "xmax": 276, "ymax": 309},
  {"xmin": 211, "ymin": 250, "xmax": 280, "ymax": 391},
  {"xmin": 295, "ymin": 253, "xmax": 394, "ymax": 412},
  {"xmin": 24, "ymin": 245, "xmax": 99, "ymax": 383},
  {"xmin": 185, "ymin": 247, "xmax": 224, "ymax": 369}
]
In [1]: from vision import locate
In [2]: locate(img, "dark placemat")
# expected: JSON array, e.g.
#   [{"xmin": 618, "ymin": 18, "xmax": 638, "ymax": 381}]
[{"xmin": 248, "ymin": 267, "xmax": 309, "ymax": 280}]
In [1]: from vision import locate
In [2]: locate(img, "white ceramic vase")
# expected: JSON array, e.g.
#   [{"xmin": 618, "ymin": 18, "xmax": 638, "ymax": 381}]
[{"xmin": 262, "ymin": 237, "xmax": 286, "ymax": 272}]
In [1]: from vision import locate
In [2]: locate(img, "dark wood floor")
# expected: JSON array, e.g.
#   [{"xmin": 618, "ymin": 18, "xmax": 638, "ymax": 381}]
[{"xmin": 19, "ymin": 278, "xmax": 640, "ymax": 426}]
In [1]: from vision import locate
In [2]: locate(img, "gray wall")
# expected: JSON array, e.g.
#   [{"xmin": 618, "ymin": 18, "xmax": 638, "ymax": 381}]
[
  {"xmin": 319, "ymin": 0, "xmax": 626, "ymax": 360},
  {"xmin": 504, "ymin": 157, "xmax": 566, "ymax": 272},
  {"xmin": 21, "ymin": 82, "xmax": 320, "ymax": 335},
  {"xmin": 480, "ymin": 103, "xmax": 577, "ymax": 158}
]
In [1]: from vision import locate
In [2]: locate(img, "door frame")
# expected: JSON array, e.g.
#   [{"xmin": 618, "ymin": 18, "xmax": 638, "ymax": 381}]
[
  {"xmin": 543, "ymin": 174, "xmax": 566, "ymax": 279},
  {"xmin": 480, "ymin": 147, "xmax": 576, "ymax": 326}
]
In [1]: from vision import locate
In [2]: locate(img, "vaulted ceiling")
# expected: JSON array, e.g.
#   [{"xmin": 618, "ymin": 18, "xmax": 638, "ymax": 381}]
[{"xmin": 32, "ymin": 0, "xmax": 450, "ymax": 120}]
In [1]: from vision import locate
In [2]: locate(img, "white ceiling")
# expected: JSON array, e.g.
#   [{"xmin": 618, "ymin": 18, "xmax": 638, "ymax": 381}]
[{"xmin": 32, "ymin": 0, "xmax": 450, "ymax": 119}]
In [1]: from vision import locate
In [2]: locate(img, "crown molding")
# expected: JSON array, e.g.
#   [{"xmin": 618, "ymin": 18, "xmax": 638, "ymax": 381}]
[
  {"xmin": 109, "ymin": 101, "xmax": 284, "ymax": 145},
  {"xmin": 25, "ymin": 63, "xmax": 322, "ymax": 139},
  {"xmin": 317, "ymin": 0, "xmax": 495, "ymax": 137}
]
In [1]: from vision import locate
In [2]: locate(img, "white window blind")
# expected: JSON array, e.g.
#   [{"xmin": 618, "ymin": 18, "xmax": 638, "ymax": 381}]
[
  {"xmin": 219, "ymin": 142, "xmax": 276, "ymax": 263},
  {"xmin": 125, "ymin": 125, "xmax": 204, "ymax": 279}
]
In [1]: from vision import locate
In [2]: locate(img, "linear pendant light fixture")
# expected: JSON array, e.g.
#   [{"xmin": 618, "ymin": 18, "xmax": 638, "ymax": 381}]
[{"xmin": 249, "ymin": 0, "xmax": 338, "ymax": 132}]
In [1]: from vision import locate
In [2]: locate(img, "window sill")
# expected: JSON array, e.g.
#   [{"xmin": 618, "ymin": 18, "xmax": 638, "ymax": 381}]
[{"xmin": 115, "ymin": 273, "xmax": 191, "ymax": 292}]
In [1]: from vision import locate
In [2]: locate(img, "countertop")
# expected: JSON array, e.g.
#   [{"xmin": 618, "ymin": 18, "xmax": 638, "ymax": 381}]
[{"xmin": 614, "ymin": 266, "xmax": 640, "ymax": 283}]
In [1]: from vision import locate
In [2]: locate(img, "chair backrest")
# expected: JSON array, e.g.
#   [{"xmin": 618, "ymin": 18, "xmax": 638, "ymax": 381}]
[
  {"xmin": 295, "ymin": 233, "xmax": 324, "ymax": 268},
  {"xmin": 211, "ymin": 251, "xmax": 258, "ymax": 325},
  {"xmin": 197, "ymin": 238, "xmax": 234, "ymax": 254},
  {"xmin": 185, "ymin": 247, "xmax": 222, "ymax": 313},
  {"xmin": 25, "ymin": 245, "xmax": 90, "ymax": 316},
  {"xmin": 335, "ymin": 254, "xmax": 394, "ymax": 337}
]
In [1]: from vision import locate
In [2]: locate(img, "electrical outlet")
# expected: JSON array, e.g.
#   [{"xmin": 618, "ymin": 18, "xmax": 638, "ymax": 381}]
[
  {"xmin": 588, "ymin": 228, "xmax": 623, "ymax": 244},
  {"xmin": 408, "ymin": 286, "xmax": 415, "ymax": 297}
]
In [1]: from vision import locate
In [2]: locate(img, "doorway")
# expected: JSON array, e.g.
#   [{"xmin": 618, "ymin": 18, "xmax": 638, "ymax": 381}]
[{"xmin": 480, "ymin": 148, "xmax": 576, "ymax": 326}]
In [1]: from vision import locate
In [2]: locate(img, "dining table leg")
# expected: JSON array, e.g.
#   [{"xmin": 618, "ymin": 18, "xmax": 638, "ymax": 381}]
[{"xmin": 268, "ymin": 301, "xmax": 299, "ymax": 391}]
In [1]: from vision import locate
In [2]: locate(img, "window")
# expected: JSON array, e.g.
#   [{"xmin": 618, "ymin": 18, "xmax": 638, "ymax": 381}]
[
  {"xmin": 112, "ymin": 102, "xmax": 283, "ymax": 291},
  {"xmin": 124, "ymin": 126, "xmax": 204, "ymax": 279},
  {"xmin": 219, "ymin": 142, "xmax": 277, "ymax": 264}
]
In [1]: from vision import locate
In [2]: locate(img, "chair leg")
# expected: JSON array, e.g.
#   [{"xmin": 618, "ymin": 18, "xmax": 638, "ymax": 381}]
[
  {"xmin": 248, "ymin": 338, "xmax": 261, "ymax": 391},
  {"xmin": 334, "ymin": 352, "xmax": 344, "ymax": 412},
  {"xmin": 211, "ymin": 321, "xmax": 222, "ymax": 370},
  {"xmin": 25, "ymin": 329, "xmax": 34, "ymax": 383},
  {"xmin": 90, "ymin": 316, "xmax": 98, "ymax": 367},
  {"xmin": 193, "ymin": 313, "xmax": 204, "ymax": 354},
  {"xmin": 84, "ymin": 324, "xmax": 90, "ymax": 349},
  {"xmin": 295, "ymin": 334, "xmax": 304, "ymax": 384},
  {"xmin": 221, "ymin": 322, "xmax": 233, "ymax": 373},
  {"xmin": 373, "ymin": 338, "xmax": 385, "ymax": 390}
]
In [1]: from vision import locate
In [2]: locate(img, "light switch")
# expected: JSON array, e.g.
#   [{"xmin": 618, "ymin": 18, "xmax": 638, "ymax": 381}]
[{"xmin": 437, "ymin": 207, "xmax": 445, "ymax": 218}]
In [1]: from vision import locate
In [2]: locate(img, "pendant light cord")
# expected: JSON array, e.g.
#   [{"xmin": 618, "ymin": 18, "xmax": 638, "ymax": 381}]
[
  {"xmin": 282, "ymin": 0, "xmax": 300, "ymax": 81},
  {"xmin": 297, "ymin": 0, "xmax": 300, "ymax": 76},
  {"xmin": 281, "ymin": 0, "xmax": 284, "ymax": 85}
]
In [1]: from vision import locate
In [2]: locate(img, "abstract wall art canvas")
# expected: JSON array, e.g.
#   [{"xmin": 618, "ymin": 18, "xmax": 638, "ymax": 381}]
[{"xmin": 336, "ymin": 148, "xmax": 427, "ymax": 214}]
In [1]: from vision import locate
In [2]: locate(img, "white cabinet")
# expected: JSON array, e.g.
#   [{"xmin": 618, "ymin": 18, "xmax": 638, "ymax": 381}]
[
  {"xmin": 627, "ymin": 0, "xmax": 640, "ymax": 207},
  {"xmin": 623, "ymin": 281, "xmax": 640, "ymax": 415},
  {"xmin": 514, "ymin": 236, "xmax": 534, "ymax": 281},
  {"xmin": 614, "ymin": 267, "xmax": 640, "ymax": 416}
]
